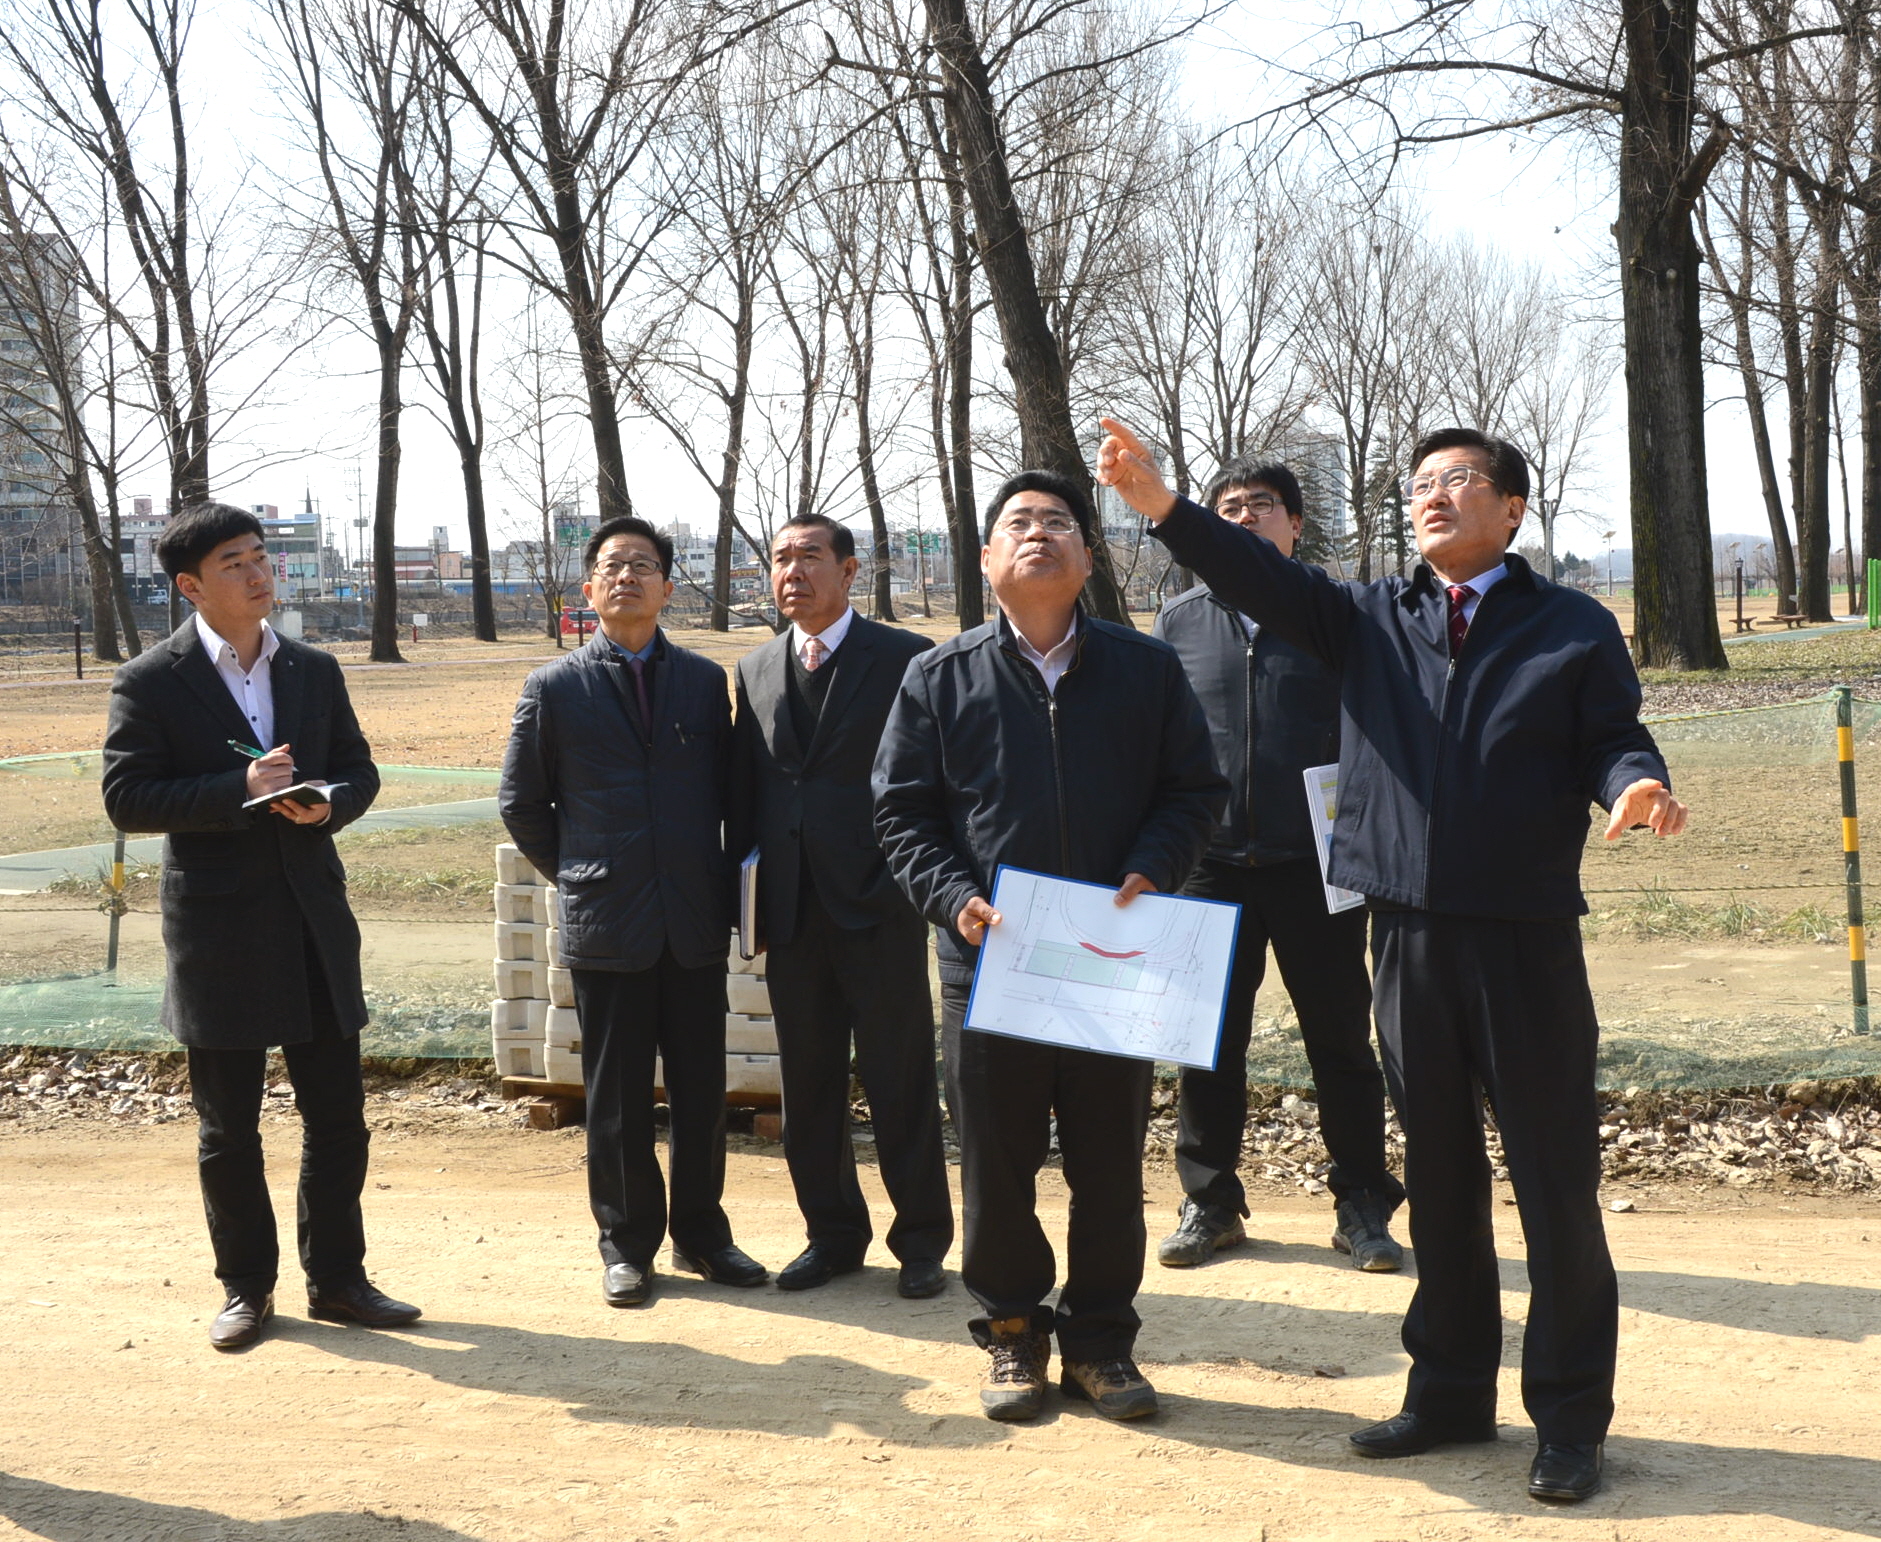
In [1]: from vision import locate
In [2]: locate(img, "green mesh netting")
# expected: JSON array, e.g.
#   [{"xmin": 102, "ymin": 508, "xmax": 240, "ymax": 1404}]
[{"xmin": 4, "ymin": 702, "xmax": 1880, "ymax": 1086}]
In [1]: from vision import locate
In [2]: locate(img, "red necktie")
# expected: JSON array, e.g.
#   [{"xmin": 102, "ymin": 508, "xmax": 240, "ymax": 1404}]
[
  {"xmin": 1446, "ymin": 584, "xmax": 1474, "ymax": 656},
  {"xmin": 802, "ymin": 636, "xmax": 826, "ymax": 672}
]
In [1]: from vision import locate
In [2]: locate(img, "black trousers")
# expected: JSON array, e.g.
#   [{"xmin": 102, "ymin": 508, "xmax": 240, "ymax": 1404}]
[
  {"xmin": 763, "ymin": 891, "xmax": 953, "ymax": 1264},
  {"xmin": 185, "ymin": 956, "xmax": 369, "ymax": 1299},
  {"xmin": 573, "ymin": 951, "xmax": 732, "ymax": 1268},
  {"xmin": 1176, "ymin": 857, "xmax": 1400, "ymax": 1213},
  {"xmin": 940, "ymin": 979, "xmax": 1152, "ymax": 1362},
  {"xmin": 1371, "ymin": 911, "xmax": 1616, "ymax": 1444}
]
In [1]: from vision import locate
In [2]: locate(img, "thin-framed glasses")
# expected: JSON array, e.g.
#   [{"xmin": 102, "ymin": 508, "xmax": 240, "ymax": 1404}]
[
  {"xmin": 1217, "ymin": 494, "xmax": 1283, "ymax": 518},
  {"xmin": 1400, "ymin": 465, "xmax": 1497, "ymax": 502},
  {"xmin": 995, "ymin": 513, "xmax": 1080, "ymax": 538},
  {"xmin": 593, "ymin": 556, "xmax": 664, "ymax": 580}
]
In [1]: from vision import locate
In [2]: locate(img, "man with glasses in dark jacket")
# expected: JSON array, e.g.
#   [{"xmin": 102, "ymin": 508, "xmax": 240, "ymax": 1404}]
[
  {"xmin": 1100, "ymin": 417, "xmax": 1685, "ymax": 1505},
  {"xmin": 1151, "ymin": 459, "xmax": 1403, "ymax": 1275},
  {"xmin": 873, "ymin": 470, "xmax": 1226, "ymax": 1425},
  {"xmin": 502, "ymin": 516, "xmax": 767, "ymax": 1309}
]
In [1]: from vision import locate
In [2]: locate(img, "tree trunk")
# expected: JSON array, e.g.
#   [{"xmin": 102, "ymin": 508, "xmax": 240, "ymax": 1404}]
[
  {"xmin": 849, "ymin": 297, "xmax": 896, "ymax": 622},
  {"xmin": 1857, "ymin": 43, "xmax": 1881, "ymax": 620},
  {"xmin": 74, "ymin": 480, "xmax": 122, "ymax": 662},
  {"xmin": 369, "ymin": 340, "xmax": 405, "ymax": 664},
  {"xmin": 1616, "ymin": 0, "xmax": 1727, "ymax": 669},
  {"xmin": 1797, "ymin": 263, "xmax": 1838, "ymax": 621},
  {"xmin": 945, "ymin": 170, "xmax": 983, "ymax": 628},
  {"xmin": 711, "ymin": 278, "xmax": 756, "ymax": 633},
  {"xmin": 101, "ymin": 476, "xmax": 140, "ymax": 655},
  {"xmin": 923, "ymin": 0, "xmax": 1127, "ymax": 624}
]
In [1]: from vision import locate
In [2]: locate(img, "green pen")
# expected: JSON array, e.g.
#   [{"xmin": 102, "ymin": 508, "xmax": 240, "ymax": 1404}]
[{"xmin": 228, "ymin": 739, "xmax": 267, "ymax": 759}]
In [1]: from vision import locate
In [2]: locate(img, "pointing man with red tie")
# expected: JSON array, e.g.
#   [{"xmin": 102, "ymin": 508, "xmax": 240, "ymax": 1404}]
[{"xmin": 1099, "ymin": 418, "xmax": 1686, "ymax": 1505}]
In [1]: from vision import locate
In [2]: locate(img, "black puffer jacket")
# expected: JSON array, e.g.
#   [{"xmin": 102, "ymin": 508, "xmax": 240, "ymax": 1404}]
[
  {"xmin": 500, "ymin": 631, "xmax": 733, "ymax": 971},
  {"xmin": 1152, "ymin": 584, "xmax": 1339, "ymax": 867},
  {"xmin": 1152, "ymin": 497, "xmax": 1669, "ymax": 919},
  {"xmin": 872, "ymin": 611, "xmax": 1228, "ymax": 985}
]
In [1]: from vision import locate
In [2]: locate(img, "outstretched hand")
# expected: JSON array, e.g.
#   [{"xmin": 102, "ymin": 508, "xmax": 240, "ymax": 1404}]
[
  {"xmin": 1603, "ymin": 779, "xmax": 1688, "ymax": 840},
  {"xmin": 1096, "ymin": 417, "xmax": 1176, "ymax": 522}
]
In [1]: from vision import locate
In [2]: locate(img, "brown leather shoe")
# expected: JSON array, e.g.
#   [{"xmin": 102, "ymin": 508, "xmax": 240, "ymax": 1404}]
[
  {"xmin": 981, "ymin": 1316, "xmax": 1050, "ymax": 1421},
  {"xmin": 306, "ymin": 1280, "xmax": 422, "ymax": 1327},
  {"xmin": 209, "ymin": 1291, "xmax": 273, "ymax": 1350},
  {"xmin": 1059, "ymin": 1357, "xmax": 1159, "ymax": 1420}
]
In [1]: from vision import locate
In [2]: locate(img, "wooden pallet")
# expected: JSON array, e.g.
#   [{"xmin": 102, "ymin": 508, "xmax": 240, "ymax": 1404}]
[{"xmin": 499, "ymin": 1074, "xmax": 783, "ymax": 1129}]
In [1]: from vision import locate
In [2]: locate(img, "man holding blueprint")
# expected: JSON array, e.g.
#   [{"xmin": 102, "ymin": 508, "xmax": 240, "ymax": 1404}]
[{"xmin": 874, "ymin": 470, "xmax": 1225, "ymax": 1424}]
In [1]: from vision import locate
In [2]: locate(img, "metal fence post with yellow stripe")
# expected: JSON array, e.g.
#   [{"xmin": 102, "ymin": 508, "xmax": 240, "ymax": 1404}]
[
  {"xmin": 104, "ymin": 829, "xmax": 127, "ymax": 983},
  {"xmin": 1836, "ymin": 687, "xmax": 1870, "ymax": 1034}
]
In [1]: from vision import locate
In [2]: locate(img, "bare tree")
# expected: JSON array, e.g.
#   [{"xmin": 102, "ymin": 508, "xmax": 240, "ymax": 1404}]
[
  {"xmin": 0, "ymin": 172, "xmax": 145, "ymax": 657},
  {"xmin": 273, "ymin": 0, "xmax": 433, "ymax": 663},
  {"xmin": 395, "ymin": 0, "xmax": 798, "ymax": 529},
  {"xmin": 621, "ymin": 53, "xmax": 790, "ymax": 630},
  {"xmin": 1277, "ymin": 0, "xmax": 1852, "ymax": 664},
  {"xmin": 916, "ymin": 0, "xmax": 1130, "ymax": 621},
  {"xmin": 1120, "ymin": 133, "xmax": 1316, "ymax": 499},
  {"xmin": 493, "ymin": 300, "xmax": 587, "ymax": 641},
  {"xmin": 1, "ymin": 0, "xmax": 286, "ymax": 630},
  {"xmin": 407, "ymin": 49, "xmax": 501, "ymax": 641}
]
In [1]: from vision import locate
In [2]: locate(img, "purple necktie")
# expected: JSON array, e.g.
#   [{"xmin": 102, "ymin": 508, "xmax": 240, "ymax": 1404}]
[
  {"xmin": 1446, "ymin": 584, "xmax": 1474, "ymax": 656},
  {"xmin": 627, "ymin": 655, "xmax": 651, "ymax": 729}
]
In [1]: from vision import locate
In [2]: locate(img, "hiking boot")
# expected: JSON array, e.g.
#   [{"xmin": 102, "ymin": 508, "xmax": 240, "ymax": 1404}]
[
  {"xmin": 1060, "ymin": 1357, "xmax": 1160, "ymax": 1420},
  {"xmin": 1157, "ymin": 1197, "xmax": 1247, "ymax": 1267},
  {"xmin": 1332, "ymin": 1191, "xmax": 1405, "ymax": 1272},
  {"xmin": 980, "ymin": 1316, "xmax": 1051, "ymax": 1422}
]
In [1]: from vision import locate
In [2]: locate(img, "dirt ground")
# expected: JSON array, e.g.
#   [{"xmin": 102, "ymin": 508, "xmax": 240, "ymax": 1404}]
[{"xmin": 0, "ymin": 1116, "xmax": 1877, "ymax": 1542}]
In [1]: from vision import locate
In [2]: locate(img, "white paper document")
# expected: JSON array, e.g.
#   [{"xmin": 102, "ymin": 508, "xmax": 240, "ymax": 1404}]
[
  {"xmin": 964, "ymin": 866, "xmax": 1240, "ymax": 1070},
  {"xmin": 1302, "ymin": 763, "xmax": 1367, "ymax": 914}
]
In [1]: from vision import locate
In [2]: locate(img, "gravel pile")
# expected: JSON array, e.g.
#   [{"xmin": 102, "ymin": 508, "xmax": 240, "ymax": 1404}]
[
  {"xmin": 1140, "ymin": 1081, "xmax": 1881, "ymax": 1196},
  {"xmin": 7, "ymin": 1051, "xmax": 1880, "ymax": 1195},
  {"xmin": 0, "ymin": 1049, "xmax": 529, "ymax": 1129},
  {"xmin": 1641, "ymin": 674, "xmax": 1881, "ymax": 717}
]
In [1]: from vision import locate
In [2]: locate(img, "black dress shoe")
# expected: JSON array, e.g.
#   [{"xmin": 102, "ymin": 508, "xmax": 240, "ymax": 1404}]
[
  {"xmin": 209, "ymin": 1291, "xmax": 273, "ymax": 1350},
  {"xmin": 1528, "ymin": 1442, "xmax": 1603, "ymax": 1503},
  {"xmin": 670, "ymin": 1242, "xmax": 768, "ymax": 1287},
  {"xmin": 306, "ymin": 1280, "xmax": 423, "ymax": 1327},
  {"xmin": 603, "ymin": 1261, "xmax": 653, "ymax": 1307},
  {"xmin": 776, "ymin": 1244, "xmax": 864, "ymax": 1292},
  {"xmin": 896, "ymin": 1259, "xmax": 947, "ymax": 1299},
  {"xmin": 1350, "ymin": 1409, "xmax": 1498, "ymax": 1458}
]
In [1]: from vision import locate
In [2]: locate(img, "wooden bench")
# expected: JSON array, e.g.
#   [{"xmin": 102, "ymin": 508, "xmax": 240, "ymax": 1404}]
[
  {"xmin": 1763, "ymin": 613, "xmax": 1808, "ymax": 629},
  {"xmin": 1731, "ymin": 616, "xmax": 1757, "ymax": 633}
]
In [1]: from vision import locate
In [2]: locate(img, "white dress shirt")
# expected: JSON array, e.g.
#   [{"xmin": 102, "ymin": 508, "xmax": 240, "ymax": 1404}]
[
  {"xmin": 791, "ymin": 605, "xmax": 856, "ymax": 669},
  {"xmin": 1008, "ymin": 612, "xmax": 1080, "ymax": 695},
  {"xmin": 195, "ymin": 612, "xmax": 280, "ymax": 748}
]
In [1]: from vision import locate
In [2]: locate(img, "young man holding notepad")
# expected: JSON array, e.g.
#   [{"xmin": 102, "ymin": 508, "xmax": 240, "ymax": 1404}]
[{"xmin": 102, "ymin": 502, "xmax": 417, "ymax": 1350}]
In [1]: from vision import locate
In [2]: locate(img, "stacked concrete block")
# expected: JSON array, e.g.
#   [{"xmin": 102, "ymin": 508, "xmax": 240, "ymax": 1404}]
[
  {"xmin": 491, "ymin": 844, "xmax": 558, "ymax": 1080},
  {"xmin": 543, "ymin": 1004, "xmax": 583, "ymax": 1086},
  {"xmin": 492, "ymin": 844, "xmax": 784, "ymax": 1103},
  {"xmin": 723, "ymin": 945, "xmax": 781, "ymax": 1101}
]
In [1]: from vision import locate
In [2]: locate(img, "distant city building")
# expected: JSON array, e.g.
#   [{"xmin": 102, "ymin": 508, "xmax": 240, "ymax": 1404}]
[
  {"xmin": 0, "ymin": 232, "xmax": 78, "ymax": 602},
  {"xmin": 254, "ymin": 501, "xmax": 326, "ymax": 602},
  {"xmin": 1277, "ymin": 431, "xmax": 1349, "ymax": 549}
]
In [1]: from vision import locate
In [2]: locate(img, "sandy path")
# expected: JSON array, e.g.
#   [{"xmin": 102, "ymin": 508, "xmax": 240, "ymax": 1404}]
[{"xmin": 1, "ymin": 1119, "xmax": 1878, "ymax": 1541}]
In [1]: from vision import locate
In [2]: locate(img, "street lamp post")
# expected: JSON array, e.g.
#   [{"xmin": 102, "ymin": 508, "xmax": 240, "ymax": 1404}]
[{"xmin": 1604, "ymin": 530, "xmax": 1617, "ymax": 597}]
